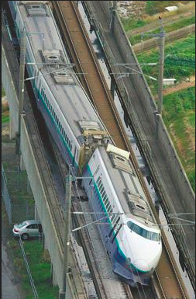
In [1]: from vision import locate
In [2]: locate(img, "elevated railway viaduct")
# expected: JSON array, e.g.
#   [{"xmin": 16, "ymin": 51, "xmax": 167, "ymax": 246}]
[{"xmin": 2, "ymin": 1, "xmax": 194, "ymax": 298}]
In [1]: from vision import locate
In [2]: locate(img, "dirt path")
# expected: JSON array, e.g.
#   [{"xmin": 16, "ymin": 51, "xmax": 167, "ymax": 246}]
[
  {"xmin": 163, "ymin": 77, "xmax": 195, "ymax": 96},
  {"xmin": 127, "ymin": 11, "xmax": 195, "ymax": 38}
]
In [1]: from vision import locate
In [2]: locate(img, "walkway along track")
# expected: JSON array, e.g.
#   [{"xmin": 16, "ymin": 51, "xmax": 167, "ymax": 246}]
[{"xmin": 52, "ymin": 2, "xmax": 191, "ymax": 298}]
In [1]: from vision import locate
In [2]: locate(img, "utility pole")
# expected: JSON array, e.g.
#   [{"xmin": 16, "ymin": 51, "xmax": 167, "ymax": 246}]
[
  {"xmin": 110, "ymin": 1, "xmax": 117, "ymax": 33},
  {"xmin": 141, "ymin": 18, "xmax": 165, "ymax": 138},
  {"xmin": 61, "ymin": 174, "xmax": 72, "ymax": 298},
  {"xmin": 16, "ymin": 28, "xmax": 26, "ymax": 155},
  {"xmin": 158, "ymin": 19, "xmax": 165, "ymax": 115}
]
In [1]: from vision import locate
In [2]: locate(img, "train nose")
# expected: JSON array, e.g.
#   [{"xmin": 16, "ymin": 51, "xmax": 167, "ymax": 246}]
[{"xmin": 133, "ymin": 259, "xmax": 151, "ymax": 272}]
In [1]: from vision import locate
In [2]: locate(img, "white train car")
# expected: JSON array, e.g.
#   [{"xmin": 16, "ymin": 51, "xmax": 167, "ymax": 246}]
[
  {"xmin": 8, "ymin": 1, "xmax": 162, "ymax": 287},
  {"xmin": 8, "ymin": 1, "xmax": 110, "ymax": 175},
  {"xmin": 82, "ymin": 144, "xmax": 162, "ymax": 286}
]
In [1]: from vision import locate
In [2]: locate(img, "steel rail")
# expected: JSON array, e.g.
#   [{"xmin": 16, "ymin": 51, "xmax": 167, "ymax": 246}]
[
  {"xmin": 51, "ymin": 2, "xmax": 191, "ymax": 298},
  {"xmin": 52, "ymin": 139, "xmax": 134, "ymax": 299}
]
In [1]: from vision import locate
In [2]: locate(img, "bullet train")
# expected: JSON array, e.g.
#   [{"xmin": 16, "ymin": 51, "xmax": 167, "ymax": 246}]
[
  {"xmin": 8, "ymin": 1, "xmax": 162, "ymax": 287},
  {"xmin": 82, "ymin": 144, "xmax": 162, "ymax": 286}
]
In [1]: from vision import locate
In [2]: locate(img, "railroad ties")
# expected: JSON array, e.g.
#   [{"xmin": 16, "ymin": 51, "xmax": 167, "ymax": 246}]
[{"xmin": 52, "ymin": 1, "xmax": 191, "ymax": 298}]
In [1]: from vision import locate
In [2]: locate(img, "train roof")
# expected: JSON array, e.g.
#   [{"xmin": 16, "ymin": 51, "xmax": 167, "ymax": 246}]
[
  {"xmin": 17, "ymin": 1, "xmax": 105, "ymax": 141},
  {"xmin": 97, "ymin": 146, "xmax": 157, "ymax": 228}
]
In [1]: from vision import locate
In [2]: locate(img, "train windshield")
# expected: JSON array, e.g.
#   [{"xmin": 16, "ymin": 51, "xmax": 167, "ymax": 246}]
[{"xmin": 127, "ymin": 221, "xmax": 160, "ymax": 241}]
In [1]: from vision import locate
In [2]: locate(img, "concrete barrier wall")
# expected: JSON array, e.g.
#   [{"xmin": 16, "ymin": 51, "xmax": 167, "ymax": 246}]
[
  {"xmin": 2, "ymin": 47, "xmax": 19, "ymax": 134},
  {"xmin": 20, "ymin": 117, "xmax": 64, "ymax": 289},
  {"xmin": 86, "ymin": 2, "xmax": 195, "ymax": 210},
  {"xmin": 99, "ymin": 1, "xmax": 112, "ymax": 21},
  {"xmin": 113, "ymin": 13, "xmax": 157, "ymax": 130},
  {"xmin": 157, "ymin": 116, "xmax": 195, "ymax": 216},
  {"xmin": 2, "ymin": 43, "xmax": 65, "ymax": 291},
  {"xmin": 112, "ymin": 12, "xmax": 195, "ymax": 205}
]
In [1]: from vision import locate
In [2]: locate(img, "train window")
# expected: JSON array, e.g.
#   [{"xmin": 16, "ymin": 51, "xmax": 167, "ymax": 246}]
[
  {"xmin": 99, "ymin": 183, "xmax": 103, "ymax": 190},
  {"xmin": 103, "ymin": 195, "xmax": 107, "ymax": 202},
  {"xmin": 100, "ymin": 186, "xmax": 104, "ymax": 195},
  {"xmin": 127, "ymin": 221, "xmax": 160, "ymax": 241},
  {"xmin": 105, "ymin": 202, "xmax": 110, "ymax": 209},
  {"xmin": 98, "ymin": 181, "xmax": 102, "ymax": 188},
  {"xmin": 108, "ymin": 206, "xmax": 112, "ymax": 213},
  {"xmin": 111, "ymin": 214, "xmax": 116, "ymax": 222},
  {"xmin": 104, "ymin": 197, "xmax": 109, "ymax": 203},
  {"xmin": 102, "ymin": 191, "xmax": 106, "ymax": 198},
  {"xmin": 113, "ymin": 215, "xmax": 118, "ymax": 223},
  {"xmin": 96, "ymin": 177, "xmax": 101, "ymax": 184}
]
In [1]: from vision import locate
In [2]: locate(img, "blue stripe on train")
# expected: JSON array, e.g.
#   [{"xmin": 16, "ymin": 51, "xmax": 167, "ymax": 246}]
[{"xmin": 83, "ymin": 164, "xmax": 150, "ymax": 275}]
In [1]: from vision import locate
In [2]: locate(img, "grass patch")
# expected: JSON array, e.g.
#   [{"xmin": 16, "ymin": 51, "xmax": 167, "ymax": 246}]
[
  {"xmin": 2, "ymin": 113, "xmax": 10, "ymax": 124},
  {"xmin": 163, "ymin": 87, "xmax": 195, "ymax": 191},
  {"xmin": 10, "ymin": 239, "xmax": 59, "ymax": 299},
  {"xmin": 3, "ymin": 159, "xmax": 35, "ymax": 222},
  {"xmin": 2, "ymin": 87, "xmax": 6, "ymax": 97},
  {"xmin": 145, "ymin": 1, "xmax": 191, "ymax": 15},
  {"xmin": 121, "ymin": 18, "xmax": 148, "ymax": 32},
  {"xmin": 130, "ymin": 15, "xmax": 195, "ymax": 45},
  {"xmin": 136, "ymin": 33, "xmax": 195, "ymax": 95}
]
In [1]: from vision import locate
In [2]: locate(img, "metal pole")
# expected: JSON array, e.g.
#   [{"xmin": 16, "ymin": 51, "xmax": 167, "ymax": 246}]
[
  {"xmin": 158, "ymin": 20, "xmax": 165, "ymax": 115},
  {"xmin": 16, "ymin": 28, "xmax": 26, "ymax": 154},
  {"xmin": 113, "ymin": 1, "xmax": 117, "ymax": 10},
  {"xmin": 61, "ymin": 175, "xmax": 72, "ymax": 296},
  {"xmin": 110, "ymin": 1, "xmax": 117, "ymax": 33}
]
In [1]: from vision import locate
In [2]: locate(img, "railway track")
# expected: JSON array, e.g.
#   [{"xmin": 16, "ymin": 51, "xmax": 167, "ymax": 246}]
[
  {"xmin": 2, "ymin": 3, "xmax": 192, "ymax": 298},
  {"xmin": 51, "ymin": 2, "xmax": 191, "ymax": 298},
  {"xmin": 52, "ymin": 138, "xmax": 134, "ymax": 299},
  {"xmin": 51, "ymin": 0, "xmax": 129, "ymax": 151}
]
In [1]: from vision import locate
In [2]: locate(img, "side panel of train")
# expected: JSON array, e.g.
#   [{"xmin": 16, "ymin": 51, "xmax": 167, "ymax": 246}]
[
  {"xmin": 82, "ymin": 149, "xmax": 137, "ymax": 281},
  {"xmin": 82, "ymin": 148, "xmax": 154, "ymax": 286},
  {"xmin": 8, "ymin": 2, "xmax": 81, "ymax": 175},
  {"xmin": 37, "ymin": 78, "xmax": 80, "ymax": 174}
]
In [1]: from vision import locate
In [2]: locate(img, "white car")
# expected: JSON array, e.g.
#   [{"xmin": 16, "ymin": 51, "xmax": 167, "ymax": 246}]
[{"xmin": 13, "ymin": 220, "xmax": 42, "ymax": 240}]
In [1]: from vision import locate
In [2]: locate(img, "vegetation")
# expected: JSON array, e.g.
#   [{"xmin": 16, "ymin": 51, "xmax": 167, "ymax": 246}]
[
  {"xmin": 145, "ymin": 1, "xmax": 191, "ymax": 15},
  {"xmin": 121, "ymin": 18, "xmax": 148, "ymax": 32},
  {"xmin": 129, "ymin": 15, "xmax": 195, "ymax": 45},
  {"xmin": 163, "ymin": 87, "xmax": 195, "ymax": 191},
  {"xmin": 9, "ymin": 239, "xmax": 59, "ymax": 299},
  {"xmin": 2, "ymin": 111, "xmax": 10, "ymax": 123},
  {"xmin": 2, "ymin": 87, "xmax": 5, "ymax": 97},
  {"xmin": 121, "ymin": 1, "xmax": 195, "ymax": 33},
  {"xmin": 136, "ymin": 34, "xmax": 195, "ymax": 95}
]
